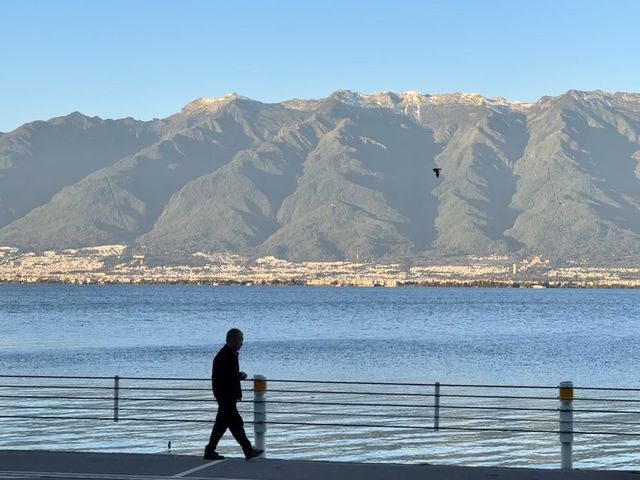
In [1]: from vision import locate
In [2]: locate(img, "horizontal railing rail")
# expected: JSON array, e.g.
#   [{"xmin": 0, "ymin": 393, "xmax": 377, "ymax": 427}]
[{"xmin": 1, "ymin": 374, "xmax": 639, "ymax": 469}]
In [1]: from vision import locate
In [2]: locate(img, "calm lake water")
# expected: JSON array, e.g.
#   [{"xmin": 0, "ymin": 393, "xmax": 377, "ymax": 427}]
[{"xmin": 1, "ymin": 284, "xmax": 639, "ymax": 468}]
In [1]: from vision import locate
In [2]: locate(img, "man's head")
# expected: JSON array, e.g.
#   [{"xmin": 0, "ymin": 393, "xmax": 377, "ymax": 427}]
[{"xmin": 226, "ymin": 328, "xmax": 244, "ymax": 352}]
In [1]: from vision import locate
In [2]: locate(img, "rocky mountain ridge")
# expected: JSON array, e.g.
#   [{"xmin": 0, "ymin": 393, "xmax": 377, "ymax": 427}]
[{"xmin": 1, "ymin": 89, "xmax": 639, "ymax": 264}]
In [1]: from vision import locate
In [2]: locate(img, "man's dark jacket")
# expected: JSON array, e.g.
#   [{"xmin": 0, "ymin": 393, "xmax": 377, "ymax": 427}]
[{"xmin": 211, "ymin": 344, "xmax": 242, "ymax": 403}]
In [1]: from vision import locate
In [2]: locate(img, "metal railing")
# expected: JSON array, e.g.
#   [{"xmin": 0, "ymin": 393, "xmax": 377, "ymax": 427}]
[{"xmin": 1, "ymin": 374, "xmax": 640, "ymax": 469}]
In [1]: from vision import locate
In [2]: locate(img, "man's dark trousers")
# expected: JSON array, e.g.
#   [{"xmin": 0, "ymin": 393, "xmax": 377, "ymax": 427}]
[{"xmin": 206, "ymin": 400, "xmax": 252, "ymax": 455}]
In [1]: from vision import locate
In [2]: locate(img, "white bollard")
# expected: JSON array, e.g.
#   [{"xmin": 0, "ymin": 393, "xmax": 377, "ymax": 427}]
[
  {"xmin": 559, "ymin": 381, "xmax": 574, "ymax": 470},
  {"xmin": 253, "ymin": 375, "xmax": 267, "ymax": 455}
]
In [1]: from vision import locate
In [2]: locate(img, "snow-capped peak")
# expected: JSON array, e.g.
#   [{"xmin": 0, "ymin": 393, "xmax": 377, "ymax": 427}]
[
  {"xmin": 330, "ymin": 89, "xmax": 362, "ymax": 105},
  {"xmin": 342, "ymin": 91, "xmax": 534, "ymax": 120},
  {"xmin": 182, "ymin": 93, "xmax": 250, "ymax": 113}
]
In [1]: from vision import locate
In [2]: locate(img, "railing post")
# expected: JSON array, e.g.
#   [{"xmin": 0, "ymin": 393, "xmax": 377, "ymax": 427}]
[
  {"xmin": 559, "ymin": 381, "xmax": 574, "ymax": 470},
  {"xmin": 434, "ymin": 382, "xmax": 440, "ymax": 431},
  {"xmin": 253, "ymin": 375, "xmax": 267, "ymax": 455},
  {"xmin": 113, "ymin": 375, "xmax": 120, "ymax": 423}
]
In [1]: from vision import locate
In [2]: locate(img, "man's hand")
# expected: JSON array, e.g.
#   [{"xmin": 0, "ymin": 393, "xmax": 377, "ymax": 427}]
[{"xmin": 239, "ymin": 371, "xmax": 248, "ymax": 380}]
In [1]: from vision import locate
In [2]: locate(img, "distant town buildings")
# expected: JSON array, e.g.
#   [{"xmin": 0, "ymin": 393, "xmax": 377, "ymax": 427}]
[{"xmin": 0, "ymin": 246, "xmax": 639, "ymax": 288}]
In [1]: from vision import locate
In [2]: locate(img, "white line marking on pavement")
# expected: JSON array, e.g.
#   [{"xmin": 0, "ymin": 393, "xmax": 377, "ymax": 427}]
[
  {"xmin": 0, "ymin": 472, "xmax": 170, "ymax": 480},
  {"xmin": 0, "ymin": 470, "xmax": 260, "ymax": 480},
  {"xmin": 171, "ymin": 460, "xmax": 225, "ymax": 478}
]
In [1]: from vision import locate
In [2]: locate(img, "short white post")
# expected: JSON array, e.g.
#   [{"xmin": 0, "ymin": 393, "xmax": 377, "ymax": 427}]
[
  {"xmin": 559, "ymin": 381, "xmax": 574, "ymax": 470},
  {"xmin": 253, "ymin": 375, "xmax": 267, "ymax": 455}
]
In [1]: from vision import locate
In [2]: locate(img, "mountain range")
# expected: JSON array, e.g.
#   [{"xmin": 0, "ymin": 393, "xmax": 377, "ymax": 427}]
[{"xmin": 1, "ymin": 89, "xmax": 640, "ymax": 264}]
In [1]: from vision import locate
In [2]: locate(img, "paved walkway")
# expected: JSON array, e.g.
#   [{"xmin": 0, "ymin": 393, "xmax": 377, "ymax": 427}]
[{"xmin": 0, "ymin": 450, "xmax": 639, "ymax": 480}]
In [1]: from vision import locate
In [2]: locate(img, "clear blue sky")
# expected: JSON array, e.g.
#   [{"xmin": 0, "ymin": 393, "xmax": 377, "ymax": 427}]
[{"xmin": 2, "ymin": 0, "xmax": 639, "ymax": 132}]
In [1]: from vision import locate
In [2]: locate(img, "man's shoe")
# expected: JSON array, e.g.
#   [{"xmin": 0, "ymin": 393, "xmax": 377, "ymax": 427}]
[
  {"xmin": 203, "ymin": 451, "xmax": 225, "ymax": 460},
  {"xmin": 245, "ymin": 448, "xmax": 264, "ymax": 460}
]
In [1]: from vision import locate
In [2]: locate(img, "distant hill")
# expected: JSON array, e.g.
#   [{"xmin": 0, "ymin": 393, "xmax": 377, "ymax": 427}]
[{"xmin": 1, "ymin": 89, "xmax": 640, "ymax": 264}]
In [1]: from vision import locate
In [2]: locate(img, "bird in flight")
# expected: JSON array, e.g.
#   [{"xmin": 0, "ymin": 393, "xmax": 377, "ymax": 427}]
[{"xmin": 433, "ymin": 168, "xmax": 442, "ymax": 178}]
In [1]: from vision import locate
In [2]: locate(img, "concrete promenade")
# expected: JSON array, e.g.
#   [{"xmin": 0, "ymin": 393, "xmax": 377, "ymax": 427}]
[{"xmin": 1, "ymin": 451, "xmax": 639, "ymax": 480}]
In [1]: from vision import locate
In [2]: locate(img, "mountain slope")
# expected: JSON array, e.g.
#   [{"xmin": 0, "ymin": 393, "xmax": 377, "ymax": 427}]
[
  {"xmin": 507, "ymin": 91, "xmax": 640, "ymax": 260},
  {"xmin": 0, "ymin": 113, "xmax": 164, "ymax": 228},
  {"xmin": 0, "ymin": 98, "xmax": 303, "ymax": 249},
  {"xmin": 1, "ymin": 89, "xmax": 640, "ymax": 263}
]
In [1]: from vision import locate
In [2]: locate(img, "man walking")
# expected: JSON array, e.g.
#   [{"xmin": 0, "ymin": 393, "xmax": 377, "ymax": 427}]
[{"xmin": 204, "ymin": 328, "xmax": 264, "ymax": 461}]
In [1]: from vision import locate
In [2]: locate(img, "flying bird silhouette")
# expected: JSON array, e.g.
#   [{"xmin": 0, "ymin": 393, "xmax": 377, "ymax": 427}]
[{"xmin": 433, "ymin": 168, "xmax": 442, "ymax": 178}]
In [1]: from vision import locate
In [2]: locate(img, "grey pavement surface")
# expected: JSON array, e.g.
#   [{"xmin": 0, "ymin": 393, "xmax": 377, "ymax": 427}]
[{"xmin": 0, "ymin": 450, "xmax": 639, "ymax": 480}]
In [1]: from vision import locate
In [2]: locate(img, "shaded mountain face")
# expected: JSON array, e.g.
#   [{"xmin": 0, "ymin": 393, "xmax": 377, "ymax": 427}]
[
  {"xmin": 1, "ymin": 89, "xmax": 640, "ymax": 263},
  {"xmin": 0, "ymin": 113, "xmax": 165, "ymax": 229}
]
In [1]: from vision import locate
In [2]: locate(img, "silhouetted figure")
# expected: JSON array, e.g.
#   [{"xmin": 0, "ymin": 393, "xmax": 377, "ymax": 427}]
[
  {"xmin": 433, "ymin": 168, "xmax": 442, "ymax": 178},
  {"xmin": 204, "ymin": 328, "xmax": 264, "ymax": 461}
]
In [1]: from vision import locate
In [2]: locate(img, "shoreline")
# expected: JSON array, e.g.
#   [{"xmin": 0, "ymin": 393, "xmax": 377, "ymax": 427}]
[
  {"xmin": 3, "ymin": 248, "xmax": 640, "ymax": 289},
  {"xmin": 1, "ymin": 278, "xmax": 638, "ymax": 288}
]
